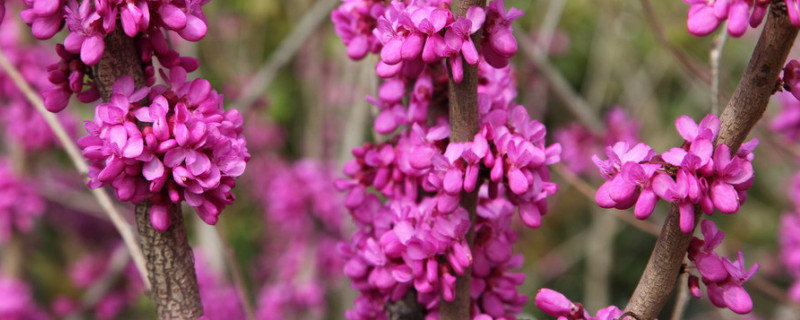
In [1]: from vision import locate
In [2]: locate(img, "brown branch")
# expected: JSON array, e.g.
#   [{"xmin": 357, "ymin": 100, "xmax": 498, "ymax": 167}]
[
  {"xmin": 91, "ymin": 28, "xmax": 203, "ymax": 319},
  {"xmin": 717, "ymin": 1, "xmax": 798, "ymax": 152},
  {"xmin": 439, "ymin": 1, "xmax": 485, "ymax": 319},
  {"xmin": 136, "ymin": 203, "xmax": 203, "ymax": 319},
  {"xmin": 623, "ymin": 2, "xmax": 798, "ymax": 319}
]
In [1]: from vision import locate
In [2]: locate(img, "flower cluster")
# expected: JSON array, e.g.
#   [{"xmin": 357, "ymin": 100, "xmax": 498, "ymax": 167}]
[
  {"xmin": 250, "ymin": 159, "xmax": 346, "ymax": 319},
  {"xmin": 78, "ymin": 71, "xmax": 249, "ymax": 231},
  {"xmin": 0, "ymin": 158, "xmax": 44, "ymax": 242},
  {"xmin": 682, "ymin": 0, "xmax": 769, "ymax": 37},
  {"xmin": 333, "ymin": 0, "xmax": 520, "ymax": 83},
  {"xmin": 20, "ymin": 0, "xmax": 210, "ymax": 112},
  {"xmin": 333, "ymin": 0, "xmax": 561, "ymax": 318},
  {"xmin": 533, "ymin": 288, "xmax": 623, "ymax": 320},
  {"xmin": 686, "ymin": 220, "xmax": 759, "ymax": 314},
  {"xmin": 194, "ymin": 251, "xmax": 246, "ymax": 320},
  {"xmin": 593, "ymin": 114, "xmax": 756, "ymax": 233}
]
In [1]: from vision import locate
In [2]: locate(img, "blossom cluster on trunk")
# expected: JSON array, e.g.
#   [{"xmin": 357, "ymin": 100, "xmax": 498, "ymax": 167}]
[
  {"xmin": 593, "ymin": 114, "xmax": 757, "ymax": 234},
  {"xmin": 16, "ymin": 0, "xmax": 249, "ymax": 231},
  {"xmin": 332, "ymin": 0, "xmax": 561, "ymax": 319}
]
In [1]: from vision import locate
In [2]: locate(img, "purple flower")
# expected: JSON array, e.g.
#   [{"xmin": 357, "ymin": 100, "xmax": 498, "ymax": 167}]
[
  {"xmin": 63, "ymin": 0, "xmax": 105, "ymax": 65},
  {"xmin": 481, "ymin": 0, "xmax": 523, "ymax": 68},
  {"xmin": 687, "ymin": 220, "xmax": 759, "ymax": 314}
]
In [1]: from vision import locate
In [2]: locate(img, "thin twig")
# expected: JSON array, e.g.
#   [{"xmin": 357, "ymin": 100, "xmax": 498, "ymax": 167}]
[
  {"xmin": 214, "ymin": 227, "xmax": 256, "ymax": 320},
  {"xmin": 670, "ymin": 269, "xmax": 690, "ymax": 320},
  {"xmin": 66, "ymin": 245, "xmax": 130, "ymax": 320},
  {"xmin": 0, "ymin": 48, "xmax": 150, "ymax": 291},
  {"xmin": 516, "ymin": 30, "xmax": 604, "ymax": 133},
  {"xmin": 710, "ymin": 30, "xmax": 728, "ymax": 114},
  {"xmin": 536, "ymin": 0, "xmax": 567, "ymax": 55},
  {"xmin": 638, "ymin": 0, "xmax": 711, "ymax": 85},
  {"xmin": 747, "ymin": 275, "xmax": 800, "ymax": 314},
  {"xmin": 552, "ymin": 164, "xmax": 660, "ymax": 236},
  {"xmin": 233, "ymin": 0, "xmax": 339, "ymax": 111}
]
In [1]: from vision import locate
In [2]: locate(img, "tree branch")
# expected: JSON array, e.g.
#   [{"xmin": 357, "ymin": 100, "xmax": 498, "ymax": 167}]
[
  {"xmin": 623, "ymin": 2, "xmax": 798, "ymax": 319},
  {"xmin": 439, "ymin": 1, "xmax": 485, "ymax": 319},
  {"xmin": 91, "ymin": 28, "xmax": 203, "ymax": 319}
]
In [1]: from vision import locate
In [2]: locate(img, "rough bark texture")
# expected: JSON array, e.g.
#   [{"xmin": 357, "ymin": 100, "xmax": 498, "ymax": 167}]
[
  {"xmin": 623, "ymin": 2, "xmax": 798, "ymax": 319},
  {"xmin": 92, "ymin": 27, "xmax": 203, "ymax": 319},
  {"xmin": 90, "ymin": 28, "xmax": 147, "ymax": 101},
  {"xmin": 136, "ymin": 203, "xmax": 203, "ymax": 319},
  {"xmin": 440, "ymin": 1, "xmax": 485, "ymax": 319}
]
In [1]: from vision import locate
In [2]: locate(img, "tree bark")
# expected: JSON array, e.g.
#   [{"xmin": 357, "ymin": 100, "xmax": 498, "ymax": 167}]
[
  {"xmin": 91, "ymin": 28, "xmax": 204, "ymax": 319},
  {"xmin": 440, "ymin": 1, "xmax": 485, "ymax": 319},
  {"xmin": 623, "ymin": 2, "xmax": 798, "ymax": 319},
  {"xmin": 136, "ymin": 203, "xmax": 203, "ymax": 319}
]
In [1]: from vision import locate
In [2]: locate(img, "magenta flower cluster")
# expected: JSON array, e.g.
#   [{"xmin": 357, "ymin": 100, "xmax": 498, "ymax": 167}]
[
  {"xmin": 333, "ymin": 0, "xmax": 561, "ymax": 318},
  {"xmin": 533, "ymin": 288, "xmax": 623, "ymax": 320},
  {"xmin": 0, "ymin": 158, "xmax": 45, "ymax": 243},
  {"xmin": 594, "ymin": 114, "xmax": 756, "ymax": 233},
  {"xmin": 333, "ymin": 0, "xmax": 521, "ymax": 83},
  {"xmin": 682, "ymin": 0, "xmax": 769, "ymax": 37},
  {"xmin": 250, "ymin": 158, "xmax": 345, "ymax": 319},
  {"xmin": 78, "ymin": 70, "xmax": 249, "ymax": 231},
  {"xmin": 686, "ymin": 220, "xmax": 759, "ymax": 314},
  {"xmin": 21, "ymin": 0, "xmax": 211, "ymax": 112}
]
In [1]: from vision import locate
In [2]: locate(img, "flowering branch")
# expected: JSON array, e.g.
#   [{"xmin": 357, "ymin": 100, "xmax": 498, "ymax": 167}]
[
  {"xmin": 89, "ymin": 28, "xmax": 203, "ymax": 319},
  {"xmin": 439, "ymin": 1, "xmax": 486, "ymax": 319},
  {"xmin": 623, "ymin": 2, "xmax": 798, "ymax": 319}
]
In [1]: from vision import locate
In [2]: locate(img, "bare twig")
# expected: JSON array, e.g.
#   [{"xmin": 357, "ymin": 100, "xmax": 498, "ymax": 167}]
[
  {"xmin": 670, "ymin": 269, "xmax": 690, "ymax": 320},
  {"xmin": 551, "ymin": 164, "xmax": 660, "ymax": 236},
  {"xmin": 624, "ymin": 3, "xmax": 799, "ymax": 319},
  {"xmin": 214, "ymin": 227, "xmax": 256, "ymax": 320},
  {"xmin": 747, "ymin": 275, "xmax": 800, "ymax": 314},
  {"xmin": 233, "ymin": 0, "xmax": 339, "ymax": 111},
  {"xmin": 0, "ymin": 47, "xmax": 150, "ymax": 291},
  {"xmin": 516, "ymin": 31, "xmax": 604, "ymax": 132},
  {"xmin": 710, "ymin": 30, "xmax": 728, "ymax": 114},
  {"xmin": 638, "ymin": 0, "xmax": 711, "ymax": 85}
]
